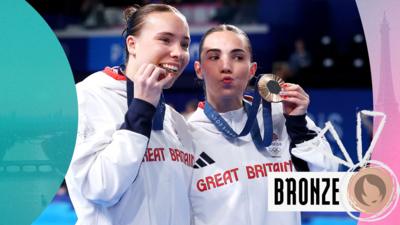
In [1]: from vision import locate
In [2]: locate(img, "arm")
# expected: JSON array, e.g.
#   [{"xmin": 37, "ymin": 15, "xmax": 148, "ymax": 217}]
[
  {"xmin": 67, "ymin": 64, "xmax": 177, "ymax": 207},
  {"xmin": 281, "ymin": 83, "xmax": 338, "ymax": 172},
  {"xmin": 67, "ymin": 90, "xmax": 155, "ymax": 207},
  {"xmin": 284, "ymin": 114, "xmax": 314, "ymax": 171},
  {"xmin": 285, "ymin": 114, "xmax": 338, "ymax": 172}
]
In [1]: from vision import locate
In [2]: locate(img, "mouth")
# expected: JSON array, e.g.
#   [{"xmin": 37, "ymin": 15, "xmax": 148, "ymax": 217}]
[
  {"xmin": 158, "ymin": 63, "xmax": 179, "ymax": 81},
  {"xmin": 222, "ymin": 77, "xmax": 234, "ymax": 84},
  {"xmin": 159, "ymin": 63, "xmax": 179, "ymax": 74}
]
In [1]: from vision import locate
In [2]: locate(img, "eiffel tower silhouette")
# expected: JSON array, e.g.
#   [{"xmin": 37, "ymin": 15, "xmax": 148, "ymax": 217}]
[
  {"xmin": 369, "ymin": 11, "xmax": 400, "ymax": 183},
  {"xmin": 375, "ymin": 12, "xmax": 400, "ymax": 117}
]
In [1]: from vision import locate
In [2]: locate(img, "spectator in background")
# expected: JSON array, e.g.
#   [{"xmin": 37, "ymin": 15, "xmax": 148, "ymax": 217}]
[
  {"xmin": 212, "ymin": 0, "xmax": 257, "ymax": 24},
  {"xmin": 182, "ymin": 99, "xmax": 198, "ymax": 119},
  {"xmin": 81, "ymin": 0, "xmax": 150, "ymax": 28},
  {"xmin": 288, "ymin": 39, "xmax": 312, "ymax": 76}
]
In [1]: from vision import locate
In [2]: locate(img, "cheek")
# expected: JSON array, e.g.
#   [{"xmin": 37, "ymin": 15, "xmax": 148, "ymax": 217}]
[
  {"xmin": 201, "ymin": 73, "xmax": 215, "ymax": 89},
  {"xmin": 137, "ymin": 48, "xmax": 157, "ymax": 63},
  {"xmin": 202, "ymin": 71, "xmax": 218, "ymax": 85},
  {"xmin": 202, "ymin": 64, "xmax": 218, "ymax": 75},
  {"xmin": 145, "ymin": 44, "xmax": 165, "ymax": 58},
  {"xmin": 183, "ymin": 52, "xmax": 190, "ymax": 64},
  {"xmin": 238, "ymin": 67, "xmax": 252, "ymax": 80}
]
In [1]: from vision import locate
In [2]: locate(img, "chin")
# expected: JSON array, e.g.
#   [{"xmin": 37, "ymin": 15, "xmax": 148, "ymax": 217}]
[
  {"xmin": 163, "ymin": 75, "xmax": 180, "ymax": 89},
  {"xmin": 220, "ymin": 89, "xmax": 241, "ymax": 97},
  {"xmin": 163, "ymin": 82, "xmax": 175, "ymax": 89}
]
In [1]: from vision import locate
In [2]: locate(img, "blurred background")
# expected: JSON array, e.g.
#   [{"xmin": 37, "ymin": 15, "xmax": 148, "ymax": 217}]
[{"xmin": 26, "ymin": 0, "xmax": 371, "ymax": 224}]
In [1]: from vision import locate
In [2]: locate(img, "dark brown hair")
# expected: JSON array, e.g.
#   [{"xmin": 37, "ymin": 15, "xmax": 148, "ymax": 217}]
[
  {"xmin": 355, "ymin": 174, "xmax": 386, "ymax": 205},
  {"xmin": 198, "ymin": 24, "xmax": 253, "ymax": 62},
  {"xmin": 122, "ymin": 4, "xmax": 184, "ymax": 61}
]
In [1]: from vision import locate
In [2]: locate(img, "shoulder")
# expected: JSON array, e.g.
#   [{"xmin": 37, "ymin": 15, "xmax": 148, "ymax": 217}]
[
  {"xmin": 76, "ymin": 71, "xmax": 126, "ymax": 116},
  {"xmin": 77, "ymin": 69, "xmax": 126, "ymax": 100},
  {"xmin": 164, "ymin": 105, "xmax": 195, "ymax": 150},
  {"xmin": 187, "ymin": 106, "xmax": 208, "ymax": 125},
  {"xmin": 76, "ymin": 72, "xmax": 104, "ymax": 104},
  {"xmin": 76, "ymin": 71, "xmax": 106, "ymax": 89},
  {"xmin": 163, "ymin": 104, "xmax": 187, "ymax": 126},
  {"xmin": 76, "ymin": 71, "xmax": 110, "ymax": 99}
]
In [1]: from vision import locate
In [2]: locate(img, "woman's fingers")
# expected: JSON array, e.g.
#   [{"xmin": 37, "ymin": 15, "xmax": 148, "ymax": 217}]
[
  {"xmin": 279, "ymin": 83, "xmax": 310, "ymax": 115},
  {"xmin": 281, "ymin": 83, "xmax": 308, "ymax": 96},
  {"xmin": 281, "ymin": 96, "xmax": 308, "ymax": 106},
  {"xmin": 158, "ymin": 72, "xmax": 176, "ymax": 87},
  {"xmin": 148, "ymin": 66, "xmax": 167, "ymax": 84},
  {"xmin": 279, "ymin": 90, "xmax": 308, "ymax": 101},
  {"xmin": 132, "ymin": 64, "xmax": 165, "ymax": 107},
  {"xmin": 142, "ymin": 64, "xmax": 157, "ymax": 79}
]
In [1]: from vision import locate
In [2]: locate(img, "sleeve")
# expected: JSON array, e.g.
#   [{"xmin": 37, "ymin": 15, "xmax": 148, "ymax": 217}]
[
  {"xmin": 66, "ymin": 88, "xmax": 154, "ymax": 207},
  {"xmin": 120, "ymin": 98, "xmax": 156, "ymax": 137},
  {"xmin": 285, "ymin": 114, "xmax": 338, "ymax": 172}
]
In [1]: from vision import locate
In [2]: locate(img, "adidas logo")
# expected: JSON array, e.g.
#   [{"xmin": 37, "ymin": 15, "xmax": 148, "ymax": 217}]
[{"xmin": 193, "ymin": 152, "xmax": 215, "ymax": 169}]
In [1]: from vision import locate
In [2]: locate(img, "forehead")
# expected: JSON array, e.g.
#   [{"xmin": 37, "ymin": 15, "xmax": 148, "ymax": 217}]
[
  {"xmin": 202, "ymin": 30, "xmax": 248, "ymax": 52},
  {"xmin": 140, "ymin": 12, "xmax": 189, "ymax": 37}
]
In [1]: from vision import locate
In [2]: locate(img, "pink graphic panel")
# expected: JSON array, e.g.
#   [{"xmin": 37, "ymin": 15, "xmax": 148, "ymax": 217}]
[{"xmin": 356, "ymin": 0, "xmax": 400, "ymax": 224}]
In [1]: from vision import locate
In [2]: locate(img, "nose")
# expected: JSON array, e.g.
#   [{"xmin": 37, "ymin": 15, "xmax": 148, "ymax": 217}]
[
  {"xmin": 170, "ymin": 43, "xmax": 185, "ymax": 61},
  {"xmin": 220, "ymin": 55, "xmax": 232, "ymax": 74}
]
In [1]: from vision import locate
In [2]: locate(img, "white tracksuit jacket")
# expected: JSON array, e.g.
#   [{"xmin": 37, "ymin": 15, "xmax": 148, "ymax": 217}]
[
  {"xmin": 66, "ymin": 68, "xmax": 194, "ymax": 225},
  {"xmin": 188, "ymin": 103, "xmax": 338, "ymax": 225}
]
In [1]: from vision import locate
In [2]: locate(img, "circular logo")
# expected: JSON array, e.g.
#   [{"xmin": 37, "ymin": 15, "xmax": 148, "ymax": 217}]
[
  {"xmin": 257, "ymin": 74, "xmax": 284, "ymax": 102},
  {"xmin": 348, "ymin": 166, "xmax": 393, "ymax": 214},
  {"xmin": 344, "ymin": 160, "xmax": 399, "ymax": 221},
  {"xmin": 266, "ymin": 133, "xmax": 282, "ymax": 157}
]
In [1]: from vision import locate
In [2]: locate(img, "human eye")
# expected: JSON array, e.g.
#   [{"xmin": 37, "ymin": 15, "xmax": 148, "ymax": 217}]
[
  {"xmin": 208, "ymin": 54, "xmax": 219, "ymax": 60},
  {"xmin": 233, "ymin": 54, "xmax": 245, "ymax": 61},
  {"xmin": 159, "ymin": 37, "xmax": 171, "ymax": 44},
  {"xmin": 181, "ymin": 41, "xmax": 189, "ymax": 50}
]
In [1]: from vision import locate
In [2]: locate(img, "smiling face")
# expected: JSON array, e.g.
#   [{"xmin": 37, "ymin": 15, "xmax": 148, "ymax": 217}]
[
  {"xmin": 126, "ymin": 11, "xmax": 190, "ymax": 89},
  {"xmin": 195, "ymin": 30, "xmax": 257, "ymax": 112}
]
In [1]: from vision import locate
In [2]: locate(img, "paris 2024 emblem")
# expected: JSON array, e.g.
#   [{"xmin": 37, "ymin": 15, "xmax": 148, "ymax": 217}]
[{"xmin": 347, "ymin": 165, "xmax": 395, "ymax": 215}]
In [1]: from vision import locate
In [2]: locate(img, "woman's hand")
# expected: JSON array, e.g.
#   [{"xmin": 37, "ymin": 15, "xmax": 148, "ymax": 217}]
[
  {"xmin": 279, "ymin": 83, "xmax": 310, "ymax": 116},
  {"xmin": 126, "ymin": 64, "xmax": 175, "ymax": 107}
]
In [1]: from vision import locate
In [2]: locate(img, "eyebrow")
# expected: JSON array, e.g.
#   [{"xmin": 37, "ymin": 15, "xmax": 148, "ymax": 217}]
[
  {"xmin": 231, "ymin": 49, "xmax": 246, "ymax": 54},
  {"xmin": 156, "ymin": 32, "xmax": 190, "ymax": 41},
  {"xmin": 205, "ymin": 48, "xmax": 246, "ymax": 54},
  {"xmin": 205, "ymin": 49, "xmax": 221, "ymax": 54}
]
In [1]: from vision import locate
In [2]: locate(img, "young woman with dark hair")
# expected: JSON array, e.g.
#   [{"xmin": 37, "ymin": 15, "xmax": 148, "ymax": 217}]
[{"xmin": 66, "ymin": 4, "xmax": 193, "ymax": 225}]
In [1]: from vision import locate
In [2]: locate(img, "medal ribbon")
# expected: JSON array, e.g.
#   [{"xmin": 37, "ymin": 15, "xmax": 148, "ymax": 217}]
[
  {"xmin": 204, "ymin": 98, "xmax": 258, "ymax": 138},
  {"xmin": 248, "ymin": 99, "xmax": 273, "ymax": 149},
  {"xmin": 203, "ymin": 76, "xmax": 273, "ymax": 148}
]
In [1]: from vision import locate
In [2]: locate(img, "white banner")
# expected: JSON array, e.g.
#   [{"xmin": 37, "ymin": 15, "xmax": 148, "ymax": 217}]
[{"xmin": 267, "ymin": 172, "xmax": 357, "ymax": 212}]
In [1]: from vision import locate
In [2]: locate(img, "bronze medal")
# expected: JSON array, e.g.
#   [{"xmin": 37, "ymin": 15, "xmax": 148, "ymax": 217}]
[
  {"xmin": 257, "ymin": 74, "xmax": 284, "ymax": 102},
  {"xmin": 347, "ymin": 166, "xmax": 395, "ymax": 214}
]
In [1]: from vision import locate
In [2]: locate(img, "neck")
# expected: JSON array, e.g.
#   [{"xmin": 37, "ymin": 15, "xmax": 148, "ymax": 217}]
[
  {"xmin": 125, "ymin": 60, "xmax": 137, "ymax": 80},
  {"xmin": 207, "ymin": 95, "xmax": 243, "ymax": 113}
]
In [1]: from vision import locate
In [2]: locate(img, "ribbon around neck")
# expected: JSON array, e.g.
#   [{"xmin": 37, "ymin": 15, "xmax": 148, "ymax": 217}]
[{"xmin": 203, "ymin": 76, "xmax": 273, "ymax": 149}]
